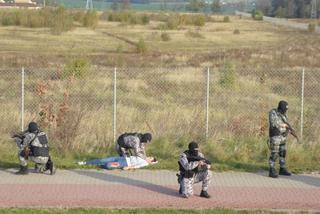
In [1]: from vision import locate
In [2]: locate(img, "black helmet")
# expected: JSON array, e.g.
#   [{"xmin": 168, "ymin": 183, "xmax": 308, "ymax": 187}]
[
  {"xmin": 28, "ymin": 122, "xmax": 39, "ymax": 133},
  {"xmin": 188, "ymin": 141, "xmax": 199, "ymax": 151},
  {"xmin": 141, "ymin": 133, "xmax": 152, "ymax": 143},
  {"xmin": 277, "ymin": 100, "xmax": 288, "ymax": 114}
]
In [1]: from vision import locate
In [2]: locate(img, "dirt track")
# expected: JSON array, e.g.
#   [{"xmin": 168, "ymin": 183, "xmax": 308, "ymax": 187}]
[{"xmin": 0, "ymin": 169, "xmax": 319, "ymax": 211}]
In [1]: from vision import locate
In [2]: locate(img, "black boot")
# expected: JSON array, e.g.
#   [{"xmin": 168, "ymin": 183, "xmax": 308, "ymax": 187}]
[
  {"xmin": 279, "ymin": 167, "xmax": 291, "ymax": 176},
  {"xmin": 45, "ymin": 158, "xmax": 56, "ymax": 175},
  {"xmin": 15, "ymin": 165, "xmax": 29, "ymax": 175},
  {"xmin": 269, "ymin": 167, "xmax": 278, "ymax": 178},
  {"xmin": 200, "ymin": 190, "xmax": 211, "ymax": 198}
]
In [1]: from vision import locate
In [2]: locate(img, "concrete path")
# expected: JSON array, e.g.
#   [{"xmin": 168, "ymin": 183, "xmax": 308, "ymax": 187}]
[{"xmin": 0, "ymin": 168, "xmax": 320, "ymax": 211}]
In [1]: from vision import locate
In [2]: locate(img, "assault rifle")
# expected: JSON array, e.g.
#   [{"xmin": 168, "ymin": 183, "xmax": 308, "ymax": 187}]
[
  {"xmin": 186, "ymin": 154, "xmax": 212, "ymax": 165},
  {"xmin": 11, "ymin": 131, "xmax": 31, "ymax": 159},
  {"xmin": 284, "ymin": 122, "xmax": 299, "ymax": 142},
  {"xmin": 11, "ymin": 131, "xmax": 26, "ymax": 140}
]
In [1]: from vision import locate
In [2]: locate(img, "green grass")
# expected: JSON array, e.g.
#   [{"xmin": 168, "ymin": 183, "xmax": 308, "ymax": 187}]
[
  {"xmin": 1, "ymin": 12, "xmax": 320, "ymax": 68},
  {"xmin": 0, "ymin": 208, "xmax": 303, "ymax": 214},
  {"xmin": 2, "ymin": 137, "xmax": 320, "ymax": 173}
]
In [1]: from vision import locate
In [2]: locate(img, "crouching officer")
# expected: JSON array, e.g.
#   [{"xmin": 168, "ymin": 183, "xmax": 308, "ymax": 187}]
[
  {"xmin": 115, "ymin": 132, "xmax": 152, "ymax": 160},
  {"xmin": 13, "ymin": 122, "xmax": 56, "ymax": 175},
  {"xmin": 268, "ymin": 100, "xmax": 297, "ymax": 178},
  {"xmin": 177, "ymin": 141, "xmax": 212, "ymax": 198}
]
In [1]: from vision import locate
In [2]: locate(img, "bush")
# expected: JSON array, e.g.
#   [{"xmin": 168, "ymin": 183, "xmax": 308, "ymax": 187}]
[
  {"xmin": 1, "ymin": 11, "xmax": 20, "ymax": 26},
  {"xmin": 0, "ymin": 8, "xmax": 75, "ymax": 34},
  {"xmin": 233, "ymin": 29, "xmax": 240, "ymax": 34},
  {"xmin": 308, "ymin": 23, "xmax": 316, "ymax": 33},
  {"xmin": 223, "ymin": 16, "xmax": 230, "ymax": 22},
  {"xmin": 73, "ymin": 10, "xmax": 86, "ymax": 23},
  {"xmin": 141, "ymin": 14, "xmax": 150, "ymax": 25},
  {"xmin": 83, "ymin": 10, "xmax": 99, "ymax": 29},
  {"xmin": 185, "ymin": 30, "xmax": 204, "ymax": 38},
  {"xmin": 219, "ymin": 62, "xmax": 236, "ymax": 88},
  {"xmin": 166, "ymin": 16, "xmax": 180, "ymax": 30},
  {"xmin": 64, "ymin": 58, "xmax": 90, "ymax": 79},
  {"xmin": 50, "ymin": 7, "xmax": 74, "ymax": 35},
  {"xmin": 252, "ymin": 10, "xmax": 264, "ymax": 21},
  {"xmin": 192, "ymin": 14, "xmax": 206, "ymax": 26},
  {"xmin": 161, "ymin": 32, "xmax": 171, "ymax": 41},
  {"xmin": 102, "ymin": 11, "xmax": 150, "ymax": 26},
  {"xmin": 136, "ymin": 38, "xmax": 147, "ymax": 54}
]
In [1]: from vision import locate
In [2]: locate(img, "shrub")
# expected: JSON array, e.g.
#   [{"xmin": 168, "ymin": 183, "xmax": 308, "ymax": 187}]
[
  {"xmin": 223, "ymin": 16, "xmax": 230, "ymax": 22},
  {"xmin": 64, "ymin": 58, "xmax": 90, "ymax": 79},
  {"xmin": 141, "ymin": 14, "xmax": 150, "ymax": 25},
  {"xmin": 50, "ymin": 7, "xmax": 73, "ymax": 35},
  {"xmin": 136, "ymin": 38, "xmax": 147, "ymax": 54},
  {"xmin": 185, "ymin": 30, "xmax": 204, "ymax": 38},
  {"xmin": 102, "ymin": 11, "xmax": 150, "ymax": 26},
  {"xmin": 83, "ymin": 10, "xmax": 99, "ymax": 29},
  {"xmin": 73, "ymin": 10, "xmax": 86, "ymax": 23},
  {"xmin": 1, "ymin": 11, "xmax": 20, "ymax": 26},
  {"xmin": 308, "ymin": 23, "xmax": 316, "ymax": 33},
  {"xmin": 253, "ymin": 10, "xmax": 264, "ymax": 21},
  {"xmin": 219, "ymin": 62, "xmax": 236, "ymax": 88},
  {"xmin": 166, "ymin": 16, "xmax": 180, "ymax": 30},
  {"xmin": 193, "ymin": 14, "xmax": 206, "ymax": 26},
  {"xmin": 233, "ymin": 29, "xmax": 240, "ymax": 34},
  {"xmin": 0, "ymin": 8, "xmax": 74, "ymax": 33},
  {"xmin": 161, "ymin": 32, "xmax": 171, "ymax": 41}
]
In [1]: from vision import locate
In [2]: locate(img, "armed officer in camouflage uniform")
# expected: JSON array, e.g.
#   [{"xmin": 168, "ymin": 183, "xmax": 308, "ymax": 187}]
[
  {"xmin": 13, "ymin": 122, "xmax": 55, "ymax": 175},
  {"xmin": 178, "ymin": 142, "xmax": 212, "ymax": 198},
  {"xmin": 268, "ymin": 100, "xmax": 297, "ymax": 178},
  {"xmin": 115, "ymin": 132, "xmax": 152, "ymax": 160}
]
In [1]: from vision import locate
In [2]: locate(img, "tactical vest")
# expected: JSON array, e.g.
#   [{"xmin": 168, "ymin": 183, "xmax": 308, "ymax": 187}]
[
  {"xmin": 269, "ymin": 109, "xmax": 288, "ymax": 138},
  {"xmin": 178, "ymin": 150, "xmax": 200, "ymax": 178},
  {"xmin": 117, "ymin": 133, "xmax": 139, "ymax": 149},
  {"xmin": 30, "ymin": 132, "xmax": 49, "ymax": 157}
]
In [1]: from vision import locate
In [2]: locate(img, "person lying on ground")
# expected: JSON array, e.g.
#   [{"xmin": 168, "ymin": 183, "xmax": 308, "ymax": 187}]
[{"xmin": 78, "ymin": 156, "xmax": 157, "ymax": 170}]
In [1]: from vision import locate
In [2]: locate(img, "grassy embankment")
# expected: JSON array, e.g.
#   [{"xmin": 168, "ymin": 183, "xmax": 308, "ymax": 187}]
[{"xmin": 0, "ymin": 9, "xmax": 320, "ymax": 68}]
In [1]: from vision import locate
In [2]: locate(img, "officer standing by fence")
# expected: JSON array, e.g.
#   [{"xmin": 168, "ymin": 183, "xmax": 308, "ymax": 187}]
[
  {"xmin": 177, "ymin": 141, "xmax": 212, "ymax": 198},
  {"xmin": 268, "ymin": 100, "xmax": 298, "ymax": 178}
]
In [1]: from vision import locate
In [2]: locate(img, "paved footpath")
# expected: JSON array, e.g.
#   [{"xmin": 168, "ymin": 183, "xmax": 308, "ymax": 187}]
[{"xmin": 0, "ymin": 168, "xmax": 320, "ymax": 211}]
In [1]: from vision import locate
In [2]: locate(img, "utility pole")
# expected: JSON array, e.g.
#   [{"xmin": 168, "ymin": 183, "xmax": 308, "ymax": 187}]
[
  {"xmin": 86, "ymin": 0, "xmax": 93, "ymax": 10},
  {"xmin": 311, "ymin": 0, "xmax": 317, "ymax": 18}
]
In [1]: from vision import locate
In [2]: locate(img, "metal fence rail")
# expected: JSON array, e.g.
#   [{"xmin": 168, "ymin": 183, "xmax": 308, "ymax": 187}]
[{"xmin": 1, "ymin": 66, "xmax": 319, "ymax": 151}]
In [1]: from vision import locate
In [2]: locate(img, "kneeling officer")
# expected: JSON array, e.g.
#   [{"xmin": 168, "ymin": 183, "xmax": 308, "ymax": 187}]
[
  {"xmin": 178, "ymin": 141, "xmax": 212, "ymax": 198},
  {"xmin": 13, "ymin": 122, "xmax": 55, "ymax": 175}
]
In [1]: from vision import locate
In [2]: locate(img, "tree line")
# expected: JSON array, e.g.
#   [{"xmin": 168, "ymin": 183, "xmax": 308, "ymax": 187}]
[{"xmin": 255, "ymin": 0, "xmax": 319, "ymax": 18}]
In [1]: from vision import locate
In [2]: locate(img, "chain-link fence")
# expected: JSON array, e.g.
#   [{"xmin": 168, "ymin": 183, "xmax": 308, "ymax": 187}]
[{"xmin": 1, "ymin": 66, "xmax": 319, "ymax": 152}]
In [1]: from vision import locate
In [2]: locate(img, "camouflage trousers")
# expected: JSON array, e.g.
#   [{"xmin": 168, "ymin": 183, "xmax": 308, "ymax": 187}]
[
  {"xmin": 268, "ymin": 136, "xmax": 287, "ymax": 169},
  {"xmin": 181, "ymin": 170, "xmax": 212, "ymax": 197},
  {"xmin": 18, "ymin": 150, "xmax": 49, "ymax": 171}
]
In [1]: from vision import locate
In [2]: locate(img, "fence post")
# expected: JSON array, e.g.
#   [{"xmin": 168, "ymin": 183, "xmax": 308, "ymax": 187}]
[
  {"xmin": 21, "ymin": 67, "xmax": 25, "ymax": 132},
  {"xmin": 205, "ymin": 67, "xmax": 210, "ymax": 139},
  {"xmin": 113, "ymin": 67, "xmax": 117, "ymax": 143},
  {"xmin": 300, "ymin": 68, "xmax": 305, "ymax": 140}
]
